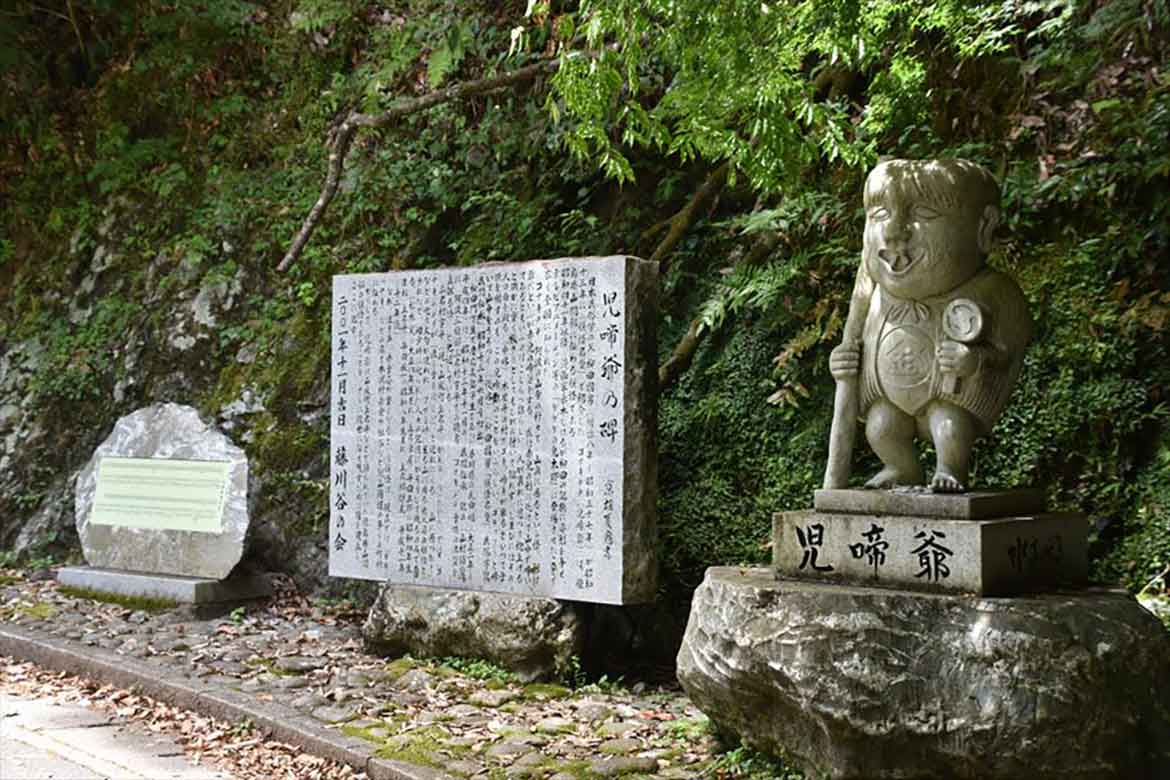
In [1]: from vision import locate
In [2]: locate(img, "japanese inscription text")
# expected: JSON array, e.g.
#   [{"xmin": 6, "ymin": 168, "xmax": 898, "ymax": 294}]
[{"xmin": 330, "ymin": 258, "xmax": 629, "ymax": 603}]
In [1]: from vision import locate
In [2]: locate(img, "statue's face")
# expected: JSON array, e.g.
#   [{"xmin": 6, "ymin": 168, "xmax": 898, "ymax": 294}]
[{"xmin": 863, "ymin": 164, "xmax": 988, "ymax": 300}]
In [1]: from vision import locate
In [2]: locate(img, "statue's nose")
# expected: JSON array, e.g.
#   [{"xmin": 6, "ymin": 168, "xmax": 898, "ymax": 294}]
[{"xmin": 882, "ymin": 214, "xmax": 912, "ymax": 243}]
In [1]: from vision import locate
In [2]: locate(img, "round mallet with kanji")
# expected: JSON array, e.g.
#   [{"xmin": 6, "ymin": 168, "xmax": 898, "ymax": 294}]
[{"xmin": 941, "ymin": 298, "xmax": 983, "ymax": 394}]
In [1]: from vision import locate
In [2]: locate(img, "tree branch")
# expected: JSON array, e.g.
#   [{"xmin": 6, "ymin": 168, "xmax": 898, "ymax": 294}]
[
  {"xmin": 277, "ymin": 57, "xmax": 566, "ymax": 273},
  {"xmin": 649, "ymin": 161, "xmax": 730, "ymax": 276},
  {"xmin": 658, "ymin": 316, "xmax": 704, "ymax": 391},
  {"xmin": 657, "ymin": 230, "xmax": 781, "ymax": 392},
  {"xmin": 65, "ymin": 0, "xmax": 89, "ymax": 71}
]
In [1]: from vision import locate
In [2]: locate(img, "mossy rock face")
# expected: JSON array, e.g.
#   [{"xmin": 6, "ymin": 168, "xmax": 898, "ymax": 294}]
[
  {"xmin": 382, "ymin": 657, "xmax": 423, "ymax": 682},
  {"xmin": 15, "ymin": 602, "xmax": 56, "ymax": 620},
  {"xmin": 57, "ymin": 585, "xmax": 177, "ymax": 613},
  {"xmin": 372, "ymin": 725, "xmax": 464, "ymax": 769}
]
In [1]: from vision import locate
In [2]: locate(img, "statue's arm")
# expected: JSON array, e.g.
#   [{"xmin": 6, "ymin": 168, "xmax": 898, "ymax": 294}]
[
  {"xmin": 843, "ymin": 261, "xmax": 874, "ymax": 346},
  {"xmin": 829, "ymin": 261, "xmax": 873, "ymax": 378}
]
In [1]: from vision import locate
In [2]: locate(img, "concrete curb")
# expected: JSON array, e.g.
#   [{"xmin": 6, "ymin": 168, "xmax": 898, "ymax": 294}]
[{"xmin": 0, "ymin": 624, "xmax": 452, "ymax": 780}]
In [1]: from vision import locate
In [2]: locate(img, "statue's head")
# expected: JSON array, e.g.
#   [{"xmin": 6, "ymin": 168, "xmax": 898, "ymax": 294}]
[{"xmin": 862, "ymin": 159, "xmax": 1000, "ymax": 300}]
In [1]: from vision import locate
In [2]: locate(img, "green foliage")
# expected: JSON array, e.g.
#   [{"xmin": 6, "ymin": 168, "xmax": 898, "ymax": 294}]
[
  {"xmin": 663, "ymin": 715, "xmax": 711, "ymax": 741},
  {"xmin": 546, "ymin": 0, "xmax": 1021, "ymax": 190},
  {"xmin": 426, "ymin": 20, "xmax": 473, "ymax": 88},
  {"xmin": 437, "ymin": 655, "xmax": 518, "ymax": 684},
  {"xmin": 25, "ymin": 296, "xmax": 140, "ymax": 405},
  {"xmin": 710, "ymin": 744, "xmax": 806, "ymax": 780},
  {"xmin": 1095, "ymin": 439, "xmax": 1170, "ymax": 590},
  {"xmin": 0, "ymin": 551, "xmax": 60, "ymax": 571}
]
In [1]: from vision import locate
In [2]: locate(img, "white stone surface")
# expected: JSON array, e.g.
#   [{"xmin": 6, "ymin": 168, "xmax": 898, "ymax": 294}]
[
  {"xmin": 774, "ymin": 510, "xmax": 1088, "ymax": 595},
  {"xmin": 330, "ymin": 256, "xmax": 657, "ymax": 604},
  {"xmin": 90, "ymin": 457, "xmax": 231, "ymax": 532},
  {"xmin": 75, "ymin": 403, "xmax": 248, "ymax": 579}
]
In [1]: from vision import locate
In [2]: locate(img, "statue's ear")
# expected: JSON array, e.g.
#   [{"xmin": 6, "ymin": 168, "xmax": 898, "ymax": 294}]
[{"xmin": 978, "ymin": 205, "xmax": 1000, "ymax": 254}]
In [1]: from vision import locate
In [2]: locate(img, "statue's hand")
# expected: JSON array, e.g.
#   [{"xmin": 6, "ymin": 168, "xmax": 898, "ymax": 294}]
[
  {"xmin": 830, "ymin": 342, "xmax": 861, "ymax": 380},
  {"xmin": 937, "ymin": 340, "xmax": 979, "ymax": 378}
]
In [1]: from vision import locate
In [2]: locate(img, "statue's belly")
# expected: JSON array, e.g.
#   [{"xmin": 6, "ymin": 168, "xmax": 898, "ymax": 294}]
[{"xmin": 875, "ymin": 324, "xmax": 934, "ymax": 416}]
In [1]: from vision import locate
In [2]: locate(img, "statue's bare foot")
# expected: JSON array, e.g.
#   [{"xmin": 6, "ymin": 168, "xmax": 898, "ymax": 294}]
[
  {"xmin": 864, "ymin": 466, "xmax": 921, "ymax": 489},
  {"xmin": 930, "ymin": 469, "xmax": 966, "ymax": 493}
]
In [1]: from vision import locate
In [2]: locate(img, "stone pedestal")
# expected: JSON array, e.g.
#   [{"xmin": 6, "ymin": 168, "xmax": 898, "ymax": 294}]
[
  {"xmin": 677, "ymin": 567, "xmax": 1170, "ymax": 780},
  {"xmin": 57, "ymin": 566, "xmax": 270, "ymax": 604},
  {"xmin": 813, "ymin": 487, "xmax": 1046, "ymax": 518},
  {"xmin": 362, "ymin": 584, "xmax": 584, "ymax": 682},
  {"xmin": 775, "ymin": 489, "xmax": 1087, "ymax": 595}
]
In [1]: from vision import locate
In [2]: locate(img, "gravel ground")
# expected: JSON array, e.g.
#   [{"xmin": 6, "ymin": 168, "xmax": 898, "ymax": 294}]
[{"xmin": 0, "ymin": 570, "xmax": 734, "ymax": 780}]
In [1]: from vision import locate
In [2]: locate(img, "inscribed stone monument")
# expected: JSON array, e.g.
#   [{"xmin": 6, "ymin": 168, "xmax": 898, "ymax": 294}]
[
  {"xmin": 676, "ymin": 160, "xmax": 1170, "ymax": 779},
  {"xmin": 60, "ymin": 402, "xmax": 266, "ymax": 603},
  {"xmin": 330, "ymin": 256, "xmax": 657, "ymax": 605}
]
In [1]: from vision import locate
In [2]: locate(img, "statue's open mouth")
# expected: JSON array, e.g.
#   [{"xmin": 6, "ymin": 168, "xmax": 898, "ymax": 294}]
[{"xmin": 878, "ymin": 248, "xmax": 922, "ymax": 275}]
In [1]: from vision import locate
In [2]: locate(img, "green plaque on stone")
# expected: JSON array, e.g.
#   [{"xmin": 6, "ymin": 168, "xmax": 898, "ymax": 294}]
[{"xmin": 90, "ymin": 456, "xmax": 231, "ymax": 534}]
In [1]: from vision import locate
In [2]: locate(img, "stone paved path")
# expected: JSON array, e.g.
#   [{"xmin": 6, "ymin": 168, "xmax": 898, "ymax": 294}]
[
  {"xmin": 0, "ymin": 574, "xmax": 733, "ymax": 780},
  {"xmin": 1, "ymin": 687, "xmax": 233, "ymax": 780}
]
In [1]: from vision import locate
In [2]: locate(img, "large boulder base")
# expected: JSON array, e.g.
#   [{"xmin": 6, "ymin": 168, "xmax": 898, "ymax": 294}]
[
  {"xmin": 677, "ymin": 567, "xmax": 1170, "ymax": 780},
  {"xmin": 363, "ymin": 584, "xmax": 584, "ymax": 682}
]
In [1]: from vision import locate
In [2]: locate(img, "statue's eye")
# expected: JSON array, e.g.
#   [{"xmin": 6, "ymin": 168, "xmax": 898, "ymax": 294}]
[
  {"xmin": 869, "ymin": 207, "xmax": 890, "ymax": 221},
  {"xmin": 913, "ymin": 205, "xmax": 942, "ymax": 221}
]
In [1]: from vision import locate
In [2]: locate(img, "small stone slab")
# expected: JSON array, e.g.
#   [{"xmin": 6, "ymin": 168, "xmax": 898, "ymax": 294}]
[
  {"xmin": 588, "ymin": 757, "xmax": 658, "ymax": 777},
  {"xmin": 74, "ymin": 403, "xmax": 248, "ymax": 579},
  {"xmin": 469, "ymin": 689, "xmax": 519, "ymax": 708},
  {"xmin": 813, "ymin": 487, "xmax": 1045, "ymax": 519},
  {"xmin": 311, "ymin": 704, "xmax": 359, "ymax": 724},
  {"xmin": 774, "ymin": 510, "xmax": 1087, "ymax": 595},
  {"xmin": 56, "ymin": 566, "xmax": 270, "ymax": 604},
  {"xmin": 677, "ymin": 566, "xmax": 1170, "ymax": 780},
  {"xmin": 274, "ymin": 655, "xmax": 327, "ymax": 674},
  {"xmin": 535, "ymin": 717, "xmax": 574, "ymax": 734}
]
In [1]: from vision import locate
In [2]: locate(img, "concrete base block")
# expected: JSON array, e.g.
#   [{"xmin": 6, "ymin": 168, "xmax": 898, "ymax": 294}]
[
  {"xmin": 56, "ymin": 566, "xmax": 270, "ymax": 604},
  {"xmin": 774, "ymin": 509, "xmax": 1087, "ymax": 595},
  {"xmin": 813, "ymin": 487, "xmax": 1046, "ymax": 519}
]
